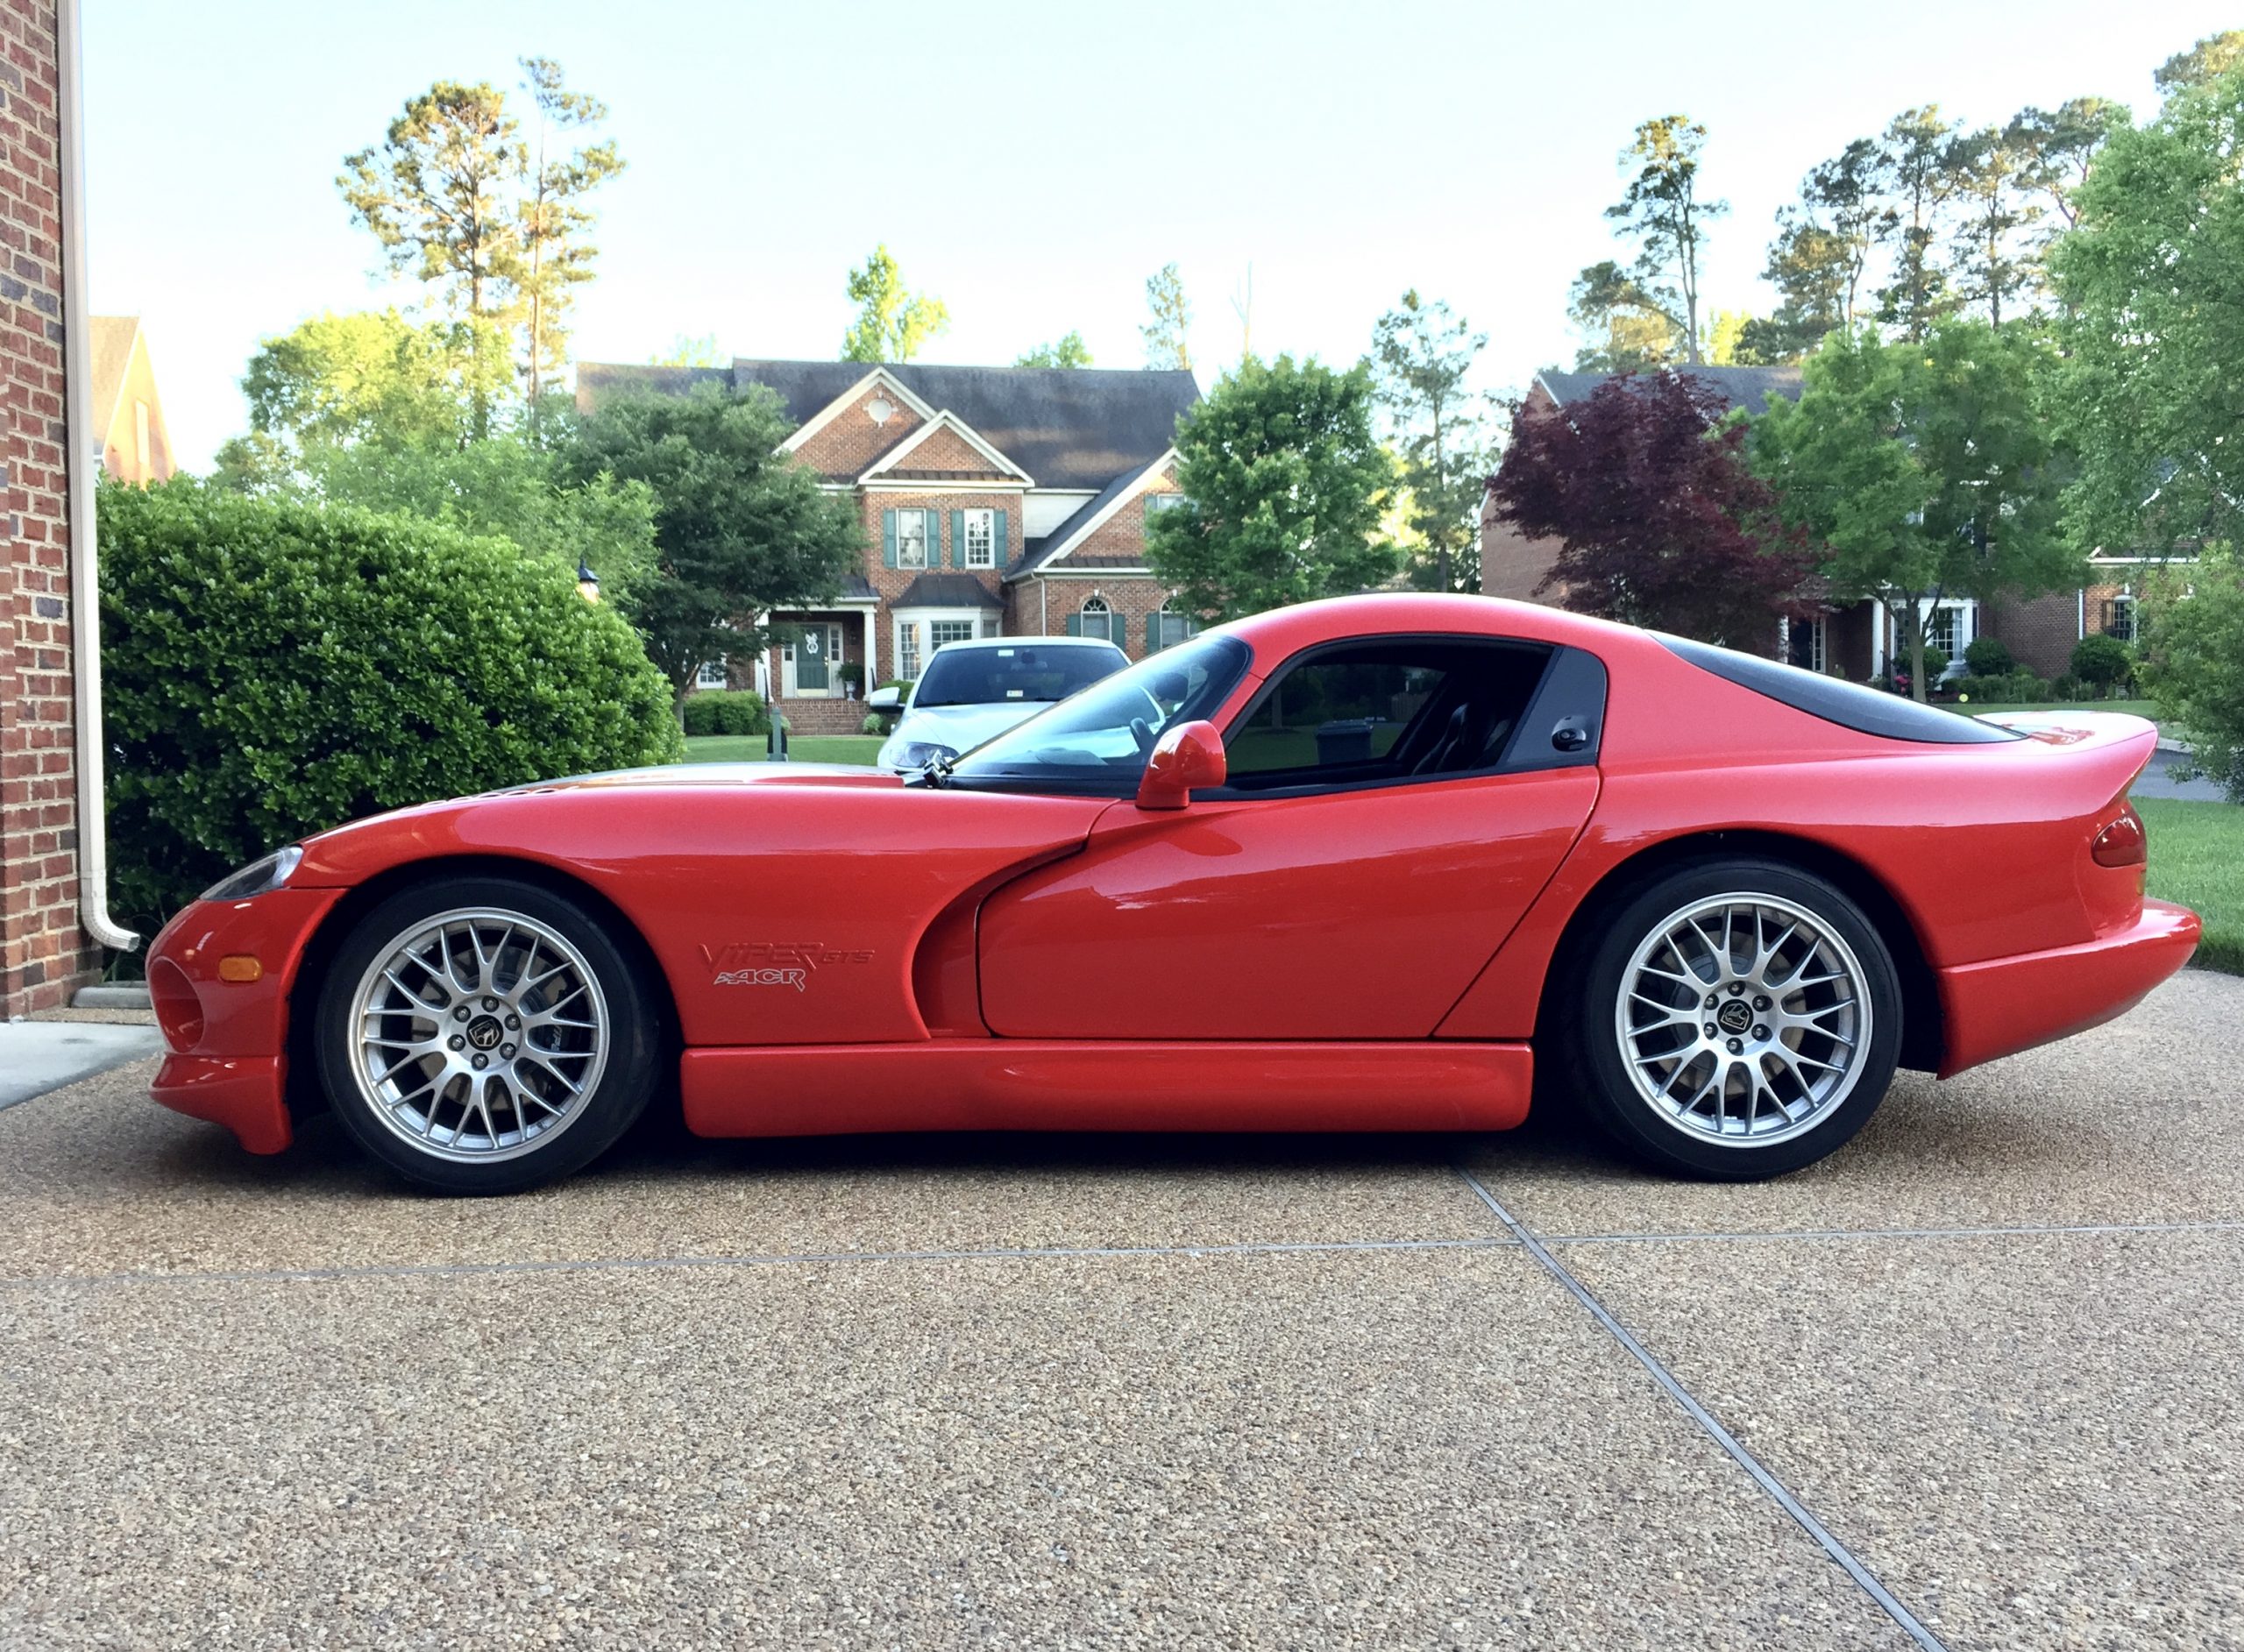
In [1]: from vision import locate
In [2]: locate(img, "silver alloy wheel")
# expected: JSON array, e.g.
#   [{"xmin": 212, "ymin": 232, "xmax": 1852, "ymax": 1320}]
[
  {"xmin": 1613, "ymin": 893, "xmax": 1872, "ymax": 1146},
  {"xmin": 346, "ymin": 907, "xmax": 610, "ymax": 1164}
]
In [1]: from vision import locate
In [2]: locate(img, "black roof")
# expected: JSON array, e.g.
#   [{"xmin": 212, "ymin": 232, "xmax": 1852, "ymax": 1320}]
[
  {"xmin": 892, "ymin": 571, "xmax": 1004, "ymax": 610},
  {"xmin": 1010, "ymin": 454, "xmax": 1167, "ymax": 578},
  {"xmin": 1537, "ymin": 365, "xmax": 1803, "ymax": 418},
  {"xmin": 578, "ymin": 359, "xmax": 1197, "ymax": 492}
]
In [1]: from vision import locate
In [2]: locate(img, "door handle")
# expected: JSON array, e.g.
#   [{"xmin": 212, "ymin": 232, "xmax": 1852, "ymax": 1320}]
[{"xmin": 1550, "ymin": 716, "xmax": 1592, "ymax": 754}]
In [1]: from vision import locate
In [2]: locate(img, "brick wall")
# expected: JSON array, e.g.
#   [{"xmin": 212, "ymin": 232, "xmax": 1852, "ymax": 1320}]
[
  {"xmin": 1012, "ymin": 574, "xmax": 1171, "ymax": 659},
  {"xmin": 1984, "ymin": 592, "xmax": 2081, "ymax": 680},
  {"xmin": 789, "ymin": 382, "xmax": 923, "ymax": 479},
  {"xmin": 0, "ymin": 0, "xmax": 96, "ymax": 1017}
]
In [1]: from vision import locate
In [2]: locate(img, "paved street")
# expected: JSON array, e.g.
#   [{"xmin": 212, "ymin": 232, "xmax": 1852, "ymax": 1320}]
[{"xmin": 3, "ymin": 971, "xmax": 2239, "ymax": 1650}]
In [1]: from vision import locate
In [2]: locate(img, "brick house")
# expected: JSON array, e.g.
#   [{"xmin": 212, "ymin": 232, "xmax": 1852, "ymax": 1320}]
[
  {"xmin": 1481, "ymin": 365, "xmax": 2147, "ymax": 682},
  {"xmin": 87, "ymin": 314, "xmax": 174, "ymax": 483},
  {"xmin": 3, "ymin": 0, "xmax": 117, "ymax": 1017},
  {"xmin": 577, "ymin": 359, "xmax": 1202, "ymax": 734}
]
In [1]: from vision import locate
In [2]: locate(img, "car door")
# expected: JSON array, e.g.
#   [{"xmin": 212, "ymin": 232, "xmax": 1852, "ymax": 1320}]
[{"xmin": 976, "ymin": 636, "xmax": 1607, "ymax": 1040}]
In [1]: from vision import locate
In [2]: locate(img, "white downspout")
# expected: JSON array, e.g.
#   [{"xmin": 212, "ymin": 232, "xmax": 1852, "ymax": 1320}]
[{"xmin": 59, "ymin": 0, "xmax": 136, "ymax": 952}]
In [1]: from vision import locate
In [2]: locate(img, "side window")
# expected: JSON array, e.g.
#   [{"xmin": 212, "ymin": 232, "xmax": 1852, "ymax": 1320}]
[{"xmin": 1222, "ymin": 639, "xmax": 1558, "ymax": 792}]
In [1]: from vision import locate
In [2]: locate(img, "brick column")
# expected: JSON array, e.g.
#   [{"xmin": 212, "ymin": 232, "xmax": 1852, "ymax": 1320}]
[{"xmin": 1, "ymin": 0, "xmax": 97, "ymax": 1017}]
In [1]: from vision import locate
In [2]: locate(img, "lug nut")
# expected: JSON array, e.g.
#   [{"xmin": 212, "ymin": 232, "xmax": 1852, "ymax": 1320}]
[
  {"xmin": 500, "ymin": 1043, "xmax": 515, "ymax": 1059},
  {"xmin": 1752, "ymin": 996, "xmax": 1771, "ymax": 1011},
  {"xmin": 1704, "ymin": 994, "xmax": 1718, "ymax": 1009},
  {"xmin": 1729, "ymin": 982, "xmax": 1745, "ymax": 996},
  {"xmin": 505, "ymin": 1014, "xmax": 520, "ymax": 1030},
  {"xmin": 1752, "ymin": 1025, "xmax": 1770, "ymax": 1040},
  {"xmin": 1703, "ymin": 1023, "xmax": 1718, "ymax": 1039},
  {"xmin": 1726, "ymin": 1037, "xmax": 1744, "ymax": 1054},
  {"xmin": 454, "ymin": 1006, "xmax": 470, "ymax": 1021},
  {"xmin": 448, "ymin": 1035, "xmax": 465, "ymax": 1051},
  {"xmin": 472, "ymin": 1053, "xmax": 489, "ymax": 1070},
  {"xmin": 481, "ymin": 996, "xmax": 498, "ymax": 1011}
]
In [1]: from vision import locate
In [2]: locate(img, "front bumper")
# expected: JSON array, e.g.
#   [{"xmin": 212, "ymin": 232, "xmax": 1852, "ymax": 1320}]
[
  {"xmin": 1936, "ymin": 899, "xmax": 2200, "ymax": 1078},
  {"xmin": 146, "ymin": 886, "xmax": 345, "ymax": 1153}
]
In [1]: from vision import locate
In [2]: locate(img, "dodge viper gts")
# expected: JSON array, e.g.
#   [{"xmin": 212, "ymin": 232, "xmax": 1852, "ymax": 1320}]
[{"xmin": 146, "ymin": 593, "xmax": 2199, "ymax": 1194}]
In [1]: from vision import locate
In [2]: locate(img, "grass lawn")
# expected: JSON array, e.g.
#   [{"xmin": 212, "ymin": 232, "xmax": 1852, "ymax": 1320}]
[
  {"xmin": 681, "ymin": 734, "xmax": 884, "ymax": 765},
  {"xmin": 2139, "ymin": 797, "xmax": 2244, "ymax": 976},
  {"xmin": 1944, "ymin": 698, "xmax": 2158, "ymax": 719}
]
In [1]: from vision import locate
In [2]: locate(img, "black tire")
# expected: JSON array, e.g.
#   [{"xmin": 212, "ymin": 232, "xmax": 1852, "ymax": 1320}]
[
  {"xmin": 1559, "ymin": 857, "xmax": 1902, "ymax": 1181},
  {"xmin": 313, "ymin": 876, "xmax": 662, "ymax": 1195}
]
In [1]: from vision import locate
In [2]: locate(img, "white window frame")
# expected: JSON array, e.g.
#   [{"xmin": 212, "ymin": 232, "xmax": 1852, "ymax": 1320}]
[
  {"xmin": 2104, "ymin": 590, "xmax": 2137, "ymax": 642},
  {"xmin": 1079, "ymin": 594, "xmax": 1114, "ymax": 643},
  {"xmin": 695, "ymin": 659, "xmax": 728, "ymax": 691},
  {"xmin": 897, "ymin": 508, "xmax": 932, "ymax": 570},
  {"xmin": 962, "ymin": 507, "xmax": 996, "ymax": 569},
  {"xmin": 1802, "ymin": 615, "xmax": 1827, "ymax": 674},
  {"xmin": 893, "ymin": 607, "xmax": 987, "ymax": 684}
]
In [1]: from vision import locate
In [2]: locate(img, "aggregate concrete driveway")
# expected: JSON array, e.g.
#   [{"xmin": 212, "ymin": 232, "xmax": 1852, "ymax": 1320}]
[{"xmin": 3, "ymin": 972, "xmax": 2239, "ymax": 1650}]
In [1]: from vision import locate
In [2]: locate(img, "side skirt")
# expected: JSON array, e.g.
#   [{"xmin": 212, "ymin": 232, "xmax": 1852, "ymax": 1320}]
[{"xmin": 680, "ymin": 1040, "xmax": 1533, "ymax": 1138}]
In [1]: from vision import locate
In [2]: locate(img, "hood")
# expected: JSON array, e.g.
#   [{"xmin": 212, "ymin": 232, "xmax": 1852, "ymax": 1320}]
[
  {"xmin": 502, "ymin": 762, "xmax": 900, "ymax": 793},
  {"xmin": 888, "ymin": 700, "xmax": 1054, "ymax": 759}
]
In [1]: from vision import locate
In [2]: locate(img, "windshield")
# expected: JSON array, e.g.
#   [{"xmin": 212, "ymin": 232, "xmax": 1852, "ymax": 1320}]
[
  {"xmin": 913, "ymin": 641, "xmax": 1126, "ymax": 709},
  {"xmin": 948, "ymin": 634, "xmax": 1253, "ymax": 784}
]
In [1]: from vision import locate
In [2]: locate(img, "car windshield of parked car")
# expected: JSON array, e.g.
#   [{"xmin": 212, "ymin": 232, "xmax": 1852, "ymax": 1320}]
[
  {"xmin": 944, "ymin": 635, "xmax": 1252, "ymax": 785},
  {"xmin": 912, "ymin": 642, "xmax": 1125, "ymax": 709}
]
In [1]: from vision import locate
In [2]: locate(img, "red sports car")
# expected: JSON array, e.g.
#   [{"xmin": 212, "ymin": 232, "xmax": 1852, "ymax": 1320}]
[{"xmin": 146, "ymin": 594, "xmax": 2199, "ymax": 1194}]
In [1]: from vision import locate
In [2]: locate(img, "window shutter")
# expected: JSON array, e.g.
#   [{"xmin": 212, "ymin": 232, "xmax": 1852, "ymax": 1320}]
[
  {"xmin": 1064, "ymin": 613, "xmax": 1083, "ymax": 637},
  {"xmin": 883, "ymin": 509, "xmax": 898, "ymax": 570},
  {"xmin": 1145, "ymin": 613, "xmax": 1160, "ymax": 653},
  {"xmin": 993, "ymin": 508, "xmax": 1008, "ymax": 568},
  {"xmin": 949, "ymin": 509, "xmax": 965, "ymax": 569}
]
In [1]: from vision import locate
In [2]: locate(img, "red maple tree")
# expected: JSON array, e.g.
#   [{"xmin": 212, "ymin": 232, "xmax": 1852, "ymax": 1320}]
[{"xmin": 1488, "ymin": 372, "xmax": 1814, "ymax": 649}]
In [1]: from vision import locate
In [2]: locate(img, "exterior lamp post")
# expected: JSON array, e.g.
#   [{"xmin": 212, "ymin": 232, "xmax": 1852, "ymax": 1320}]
[{"xmin": 576, "ymin": 560, "xmax": 600, "ymax": 603}]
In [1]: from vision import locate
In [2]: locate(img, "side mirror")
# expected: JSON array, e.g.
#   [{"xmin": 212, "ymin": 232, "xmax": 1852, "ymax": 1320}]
[
  {"xmin": 1135, "ymin": 720, "xmax": 1226, "ymax": 811},
  {"xmin": 867, "ymin": 684, "xmax": 902, "ymax": 711}
]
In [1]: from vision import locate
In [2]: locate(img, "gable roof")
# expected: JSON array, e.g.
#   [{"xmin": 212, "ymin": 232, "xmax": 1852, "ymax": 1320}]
[
  {"xmin": 859, "ymin": 408, "xmax": 1033, "ymax": 486},
  {"xmin": 578, "ymin": 358, "xmax": 1198, "ymax": 492},
  {"xmin": 1010, "ymin": 450, "xmax": 1175, "ymax": 579},
  {"xmin": 1537, "ymin": 364, "xmax": 1803, "ymax": 418}
]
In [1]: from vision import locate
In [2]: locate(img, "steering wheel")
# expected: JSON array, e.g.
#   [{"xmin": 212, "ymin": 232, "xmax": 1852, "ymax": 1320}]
[{"xmin": 1129, "ymin": 717, "xmax": 1155, "ymax": 755}]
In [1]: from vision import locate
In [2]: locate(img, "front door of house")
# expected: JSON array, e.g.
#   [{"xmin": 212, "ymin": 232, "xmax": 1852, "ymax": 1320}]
[{"xmin": 785, "ymin": 625, "xmax": 843, "ymax": 697}]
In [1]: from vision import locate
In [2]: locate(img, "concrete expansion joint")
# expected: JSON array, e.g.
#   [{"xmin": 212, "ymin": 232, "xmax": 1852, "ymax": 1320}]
[{"xmin": 1452, "ymin": 1166, "xmax": 1954, "ymax": 1652}]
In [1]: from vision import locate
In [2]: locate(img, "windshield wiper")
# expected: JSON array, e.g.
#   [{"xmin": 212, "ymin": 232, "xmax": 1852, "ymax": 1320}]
[{"xmin": 917, "ymin": 752, "xmax": 956, "ymax": 789}]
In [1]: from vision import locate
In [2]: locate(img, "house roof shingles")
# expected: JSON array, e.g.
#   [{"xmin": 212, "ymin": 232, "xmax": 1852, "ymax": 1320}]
[
  {"xmin": 892, "ymin": 571, "xmax": 1005, "ymax": 610},
  {"xmin": 1010, "ymin": 453, "xmax": 1168, "ymax": 578},
  {"xmin": 1537, "ymin": 364, "xmax": 1803, "ymax": 418},
  {"xmin": 577, "ymin": 359, "xmax": 1197, "ymax": 493}
]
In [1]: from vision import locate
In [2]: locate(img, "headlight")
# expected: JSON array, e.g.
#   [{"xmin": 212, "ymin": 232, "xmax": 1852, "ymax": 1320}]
[
  {"xmin": 893, "ymin": 741, "xmax": 960, "ymax": 769},
  {"xmin": 201, "ymin": 846, "xmax": 303, "ymax": 902}
]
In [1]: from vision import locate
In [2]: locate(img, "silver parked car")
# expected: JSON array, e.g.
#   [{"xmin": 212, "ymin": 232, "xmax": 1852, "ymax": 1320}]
[{"xmin": 872, "ymin": 635, "xmax": 1128, "ymax": 773}]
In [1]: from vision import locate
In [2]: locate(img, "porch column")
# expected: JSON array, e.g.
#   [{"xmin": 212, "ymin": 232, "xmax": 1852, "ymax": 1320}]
[{"xmin": 863, "ymin": 608, "xmax": 879, "ymax": 688}]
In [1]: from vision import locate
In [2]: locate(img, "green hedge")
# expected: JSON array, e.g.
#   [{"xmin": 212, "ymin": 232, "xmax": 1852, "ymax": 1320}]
[
  {"xmin": 681, "ymin": 689, "xmax": 769, "ymax": 738},
  {"xmin": 1953, "ymin": 670, "xmax": 2054, "ymax": 705},
  {"xmin": 99, "ymin": 479, "xmax": 683, "ymax": 933}
]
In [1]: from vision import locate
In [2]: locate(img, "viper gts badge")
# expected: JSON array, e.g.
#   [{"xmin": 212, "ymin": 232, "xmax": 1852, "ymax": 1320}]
[{"xmin": 701, "ymin": 941, "xmax": 874, "ymax": 989}]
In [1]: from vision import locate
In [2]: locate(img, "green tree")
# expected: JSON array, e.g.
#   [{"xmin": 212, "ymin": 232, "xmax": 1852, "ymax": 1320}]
[
  {"xmin": 2155, "ymin": 31, "xmax": 2244, "ymax": 96},
  {"xmin": 650, "ymin": 334, "xmax": 724, "ymax": 367},
  {"xmin": 1016, "ymin": 331, "xmax": 1093, "ymax": 368},
  {"xmin": 1604, "ymin": 114, "xmax": 1728, "ymax": 365},
  {"xmin": 1146, "ymin": 355, "xmax": 1397, "ymax": 620},
  {"xmin": 211, "ymin": 310, "xmax": 516, "ymax": 486},
  {"xmin": 1874, "ymin": 107, "xmax": 1964, "ymax": 339},
  {"xmin": 341, "ymin": 81, "xmax": 522, "ymax": 321},
  {"xmin": 2051, "ymin": 72, "xmax": 2244, "ymax": 555},
  {"xmin": 1752, "ymin": 321, "xmax": 2078, "ymax": 699},
  {"xmin": 515, "ymin": 57, "xmax": 625, "ymax": 412},
  {"xmin": 565, "ymin": 384, "xmax": 866, "ymax": 707},
  {"xmin": 1567, "ymin": 259, "xmax": 1681, "ymax": 371},
  {"xmin": 840, "ymin": 245, "xmax": 949, "ymax": 363},
  {"xmin": 1945, "ymin": 119, "xmax": 2042, "ymax": 326},
  {"xmin": 1369, "ymin": 289, "xmax": 1495, "ymax": 592},
  {"xmin": 2141, "ymin": 548, "xmax": 2244, "ymax": 800},
  {"xmin": 2012, "ymin": 96, "xmax": 2129, "ymax": 233},
  {"xmin": 1142, "ymin": 263, "xmax": 1193, "ymax": 371}
]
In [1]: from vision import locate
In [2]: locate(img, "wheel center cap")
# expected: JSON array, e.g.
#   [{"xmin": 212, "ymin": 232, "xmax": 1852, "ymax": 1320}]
[
  {"xmin": 1716, "ymin": 1000, "xmax": 1754, "ymax": 1036},
  {"xmin": 465, "ymin": 1015, "xmax": 504, "ymax": 1052}
]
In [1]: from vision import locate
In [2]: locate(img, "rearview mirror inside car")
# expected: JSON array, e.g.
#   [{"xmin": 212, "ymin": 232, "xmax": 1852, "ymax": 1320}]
[{"xmin": 1135, "ymin": 720, "xmax": 1226, "ymax": 810}]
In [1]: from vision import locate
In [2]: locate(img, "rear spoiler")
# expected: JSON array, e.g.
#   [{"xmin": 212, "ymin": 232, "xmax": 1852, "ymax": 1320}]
[{"xmin": 1973, "ymin": 711, "xmax": 2161, "ymax": 811}]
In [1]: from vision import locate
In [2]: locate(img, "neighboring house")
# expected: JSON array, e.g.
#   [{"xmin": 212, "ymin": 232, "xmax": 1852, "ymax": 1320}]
[
  {"xmin": 87, "ymin": 315, "xmax": 174, "ymax": 483},
  {"xmin": 577, "ymin": 359, "xmax": 1202, "ymax": 734},
  {"xmin": 1480, "ymin": 365, "xmax": 2147, "ymax": 683}
]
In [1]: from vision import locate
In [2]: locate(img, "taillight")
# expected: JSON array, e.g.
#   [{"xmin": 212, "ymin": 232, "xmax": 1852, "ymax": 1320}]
[{"xmin": 2092, "ymin": 805, "xmax": 2147, "ymax": 869}]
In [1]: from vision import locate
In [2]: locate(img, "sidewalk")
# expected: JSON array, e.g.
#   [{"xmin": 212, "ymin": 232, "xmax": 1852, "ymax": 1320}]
[{"xmin": 0, "ymin": 1015, "xmax": 164, "ymax": 1111}]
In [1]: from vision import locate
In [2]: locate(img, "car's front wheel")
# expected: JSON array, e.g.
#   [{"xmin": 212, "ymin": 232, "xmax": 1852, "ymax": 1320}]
[
  {"xmin": 1564, "ymin": 858, "xmax": 1903, "ymax": 1180},
  {"xmin": 314, "ymin": 876, "xmax": 661, "ymax": 1194}
]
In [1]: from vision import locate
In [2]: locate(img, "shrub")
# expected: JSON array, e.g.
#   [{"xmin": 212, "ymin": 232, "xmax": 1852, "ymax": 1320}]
[
  {"xmin": 682, "ymin": 690, "xmax": 768, "ymax": 738},
  {"xmin": 2070, "ymin": 632, "xmax": 2136, "ymax": 693},
  {"xmin": 2049, "ymin": 673, "xmax": 2083, "ymax": 701},
  {"xmin": 1953, "ymin": 671, "xmax": 2052, "ymax": 705},
  {"xmin": 860, "ymin": 713, "xmax": 885, "ymax": 735},
  {"xmin": 1918, "ymin": 646, "xmax": 1950, "ymax": 681},
  {"xmin": 1964, "ymin": 635, "xmax": 2015, "ymax": 677},
  {"xmin": 99, "ymin": 479, "xmax": 683, "ymax": 933},
  {"xmin": 2141, "ymin": 549, "xmax": 2244, "ymax": 801}
]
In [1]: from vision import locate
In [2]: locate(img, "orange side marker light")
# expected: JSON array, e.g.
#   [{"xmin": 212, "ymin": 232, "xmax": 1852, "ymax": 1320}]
[{"xmin": 217, "ymin": 955, "xmax": 265, "ymax": 983}]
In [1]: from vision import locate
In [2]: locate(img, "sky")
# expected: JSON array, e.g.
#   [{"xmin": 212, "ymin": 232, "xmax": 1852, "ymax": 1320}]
[{"xmin": 85, "ymin": 0, "xmax": 2240, "ymax": 470}]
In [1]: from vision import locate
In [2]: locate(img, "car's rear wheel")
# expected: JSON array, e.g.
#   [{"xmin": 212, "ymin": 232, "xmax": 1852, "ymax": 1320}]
[
  {"xmin": 1564, "ymin": 858, "xmax": 1902, "ymax": 1180},
  {"xmin": 314, "ymin": 876, "xmax": 660, "ymax": 1194}
]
